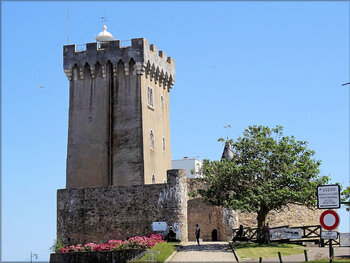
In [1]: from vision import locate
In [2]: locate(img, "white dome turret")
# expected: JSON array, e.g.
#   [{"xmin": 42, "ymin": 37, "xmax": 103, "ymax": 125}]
[{"xmin": 95, "ymin": 25, "xmax": 114, "ymax": 42}]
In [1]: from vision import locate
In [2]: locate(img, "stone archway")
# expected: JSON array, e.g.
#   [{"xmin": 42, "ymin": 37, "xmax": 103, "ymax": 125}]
[
  {"xmin": 212, "ymin": 229, "xmax": 218, "ymax": 241},
  {"xmin": 187, "ymin": 198, "xmax": 224, "ymax": 241}
]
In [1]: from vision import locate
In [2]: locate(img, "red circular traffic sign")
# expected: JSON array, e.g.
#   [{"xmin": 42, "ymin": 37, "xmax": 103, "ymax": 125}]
[{"xmin": 320, "ymin": 210, "xmax": 340, "ymax": 230}]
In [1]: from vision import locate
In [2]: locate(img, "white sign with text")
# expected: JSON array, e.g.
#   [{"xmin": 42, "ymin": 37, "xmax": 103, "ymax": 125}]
[
  {"xmin": 317, "ymin": 185, "xmax": 340, "ymax": 209},
  {"xmin": 321, "ymin": 231, "xmax": 338, "ymax": 240},
  {"xmin": 270, "ymin": 228, "xmax": 302, "ymax": 240},
  {"xmin": 152, "ymin": 222, "xmax": 167, "ymax": 231}
]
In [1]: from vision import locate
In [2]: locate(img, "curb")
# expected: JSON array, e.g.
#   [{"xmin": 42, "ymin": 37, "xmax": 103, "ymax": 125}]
[{"xmin": 164, "ymin": 244, "xmax": 183, "ymax": 263}]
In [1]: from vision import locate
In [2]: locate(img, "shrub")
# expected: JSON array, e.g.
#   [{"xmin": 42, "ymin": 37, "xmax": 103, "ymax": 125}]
[{"xmin": 56, "ymin": 234, "xmax": 164, "ymax": 253}]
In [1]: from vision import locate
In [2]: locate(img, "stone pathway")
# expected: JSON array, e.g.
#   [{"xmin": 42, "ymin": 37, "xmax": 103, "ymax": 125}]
[{"xmin": 168, "ymin": 241, "xmax": 236, "ymax": 262}]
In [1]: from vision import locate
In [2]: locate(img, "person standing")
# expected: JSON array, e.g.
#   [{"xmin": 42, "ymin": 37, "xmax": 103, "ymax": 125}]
[
  {"xmin": 195, "ymin": 224, "xmax": 201, "ymax": 246},
  {"xmin": 265, "ymin": 223, "xmax": 270, "ymax": 243}
]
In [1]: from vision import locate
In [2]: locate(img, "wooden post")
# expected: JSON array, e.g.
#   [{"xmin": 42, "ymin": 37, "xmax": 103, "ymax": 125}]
[
  {"xmin": 229, "ymin": 242, "xmax": 240, "ymax": 262},
  {"xmin": 304, "ymin": 250, "xmax": 308, "ymax": 262},
  {"xmin": 259, "ymin": 257, "xmax": 262, "ymax": 263},
  {"xmin": 278, "ymin": 252, "xmax": 283, "ymax": 263}
]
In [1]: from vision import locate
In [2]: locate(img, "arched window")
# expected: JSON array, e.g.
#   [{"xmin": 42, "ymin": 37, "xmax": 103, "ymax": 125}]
[
  {"xmin": 148, "ymin": 87, "xmax": 153, "ymax": 107},
  {"xmin": 162, "ymin": 137, "xmax": 166, "ymax": 151},
  {"xmin": 152, "ymin": 174, "xmax": 156, "ymax": 184},
  {"xmin": 160, "ymin": 95, "xmax": 164, "ymax": 109},
  {"xmin": 150, "ymin": 130, "xmax": 154, "ymax": 149}
]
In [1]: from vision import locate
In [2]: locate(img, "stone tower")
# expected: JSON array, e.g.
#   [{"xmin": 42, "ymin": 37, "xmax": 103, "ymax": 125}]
[{"xmin": 63, "ymin": 30, "xmax": 175, "ymax": 187}]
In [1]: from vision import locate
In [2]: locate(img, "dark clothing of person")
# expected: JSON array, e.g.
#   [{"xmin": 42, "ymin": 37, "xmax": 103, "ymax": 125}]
[
  {"xmin": 232, "ymin": 226, "xmax": 248, "ymax": 242},
  {"xmin": 265, "ymin": 224, "xmax": 270, "ymax": 243},
  {"xmin": 195, "ymin": 227, "xmax": 200, "ymax": 245},
  {"xmin": 168, "ymin": 229, "xmax": 176, "ymax": 242}
]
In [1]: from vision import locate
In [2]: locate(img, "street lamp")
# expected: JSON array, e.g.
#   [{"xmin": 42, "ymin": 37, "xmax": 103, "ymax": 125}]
[{"xmin": 30, "ymin": 252, "xmax": 38, "ymax": 263}]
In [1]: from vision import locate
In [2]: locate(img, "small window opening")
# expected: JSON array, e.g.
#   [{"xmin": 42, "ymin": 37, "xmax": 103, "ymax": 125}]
[{"xmin": 150, "ymin": 130, "xmax": 155, "ymax": 149}]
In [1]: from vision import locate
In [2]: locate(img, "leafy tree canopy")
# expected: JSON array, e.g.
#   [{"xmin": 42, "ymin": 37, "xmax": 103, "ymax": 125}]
[
  {"xmin": 341, "ymin": 186, "xmax": 350, "ymax": 211},
  {"xmin": 199, "ymin": 125, "xmax": 329, "ymax": 241}
]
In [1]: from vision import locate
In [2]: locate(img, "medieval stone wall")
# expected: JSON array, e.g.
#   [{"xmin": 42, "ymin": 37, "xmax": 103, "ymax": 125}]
[
  {"xmin": 57, "ymin": 170, "xmax": 188, "ymax": 245},
  {"xmin": 237, "ymin": 204, "xmax": 323, "ymax": 229}
]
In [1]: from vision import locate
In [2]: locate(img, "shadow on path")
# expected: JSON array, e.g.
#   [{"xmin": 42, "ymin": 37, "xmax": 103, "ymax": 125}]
[{"xmin": 179, "ymin": 243, "xmax": 232, "ymax": 253}]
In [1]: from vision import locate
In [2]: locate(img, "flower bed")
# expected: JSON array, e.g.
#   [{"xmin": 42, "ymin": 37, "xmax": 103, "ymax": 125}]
[{"xmin": 57, "ymin": 234, "xmax": 164, "ymax": 253}]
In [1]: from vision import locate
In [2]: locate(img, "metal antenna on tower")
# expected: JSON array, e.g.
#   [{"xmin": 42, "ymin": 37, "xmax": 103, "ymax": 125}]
[
  {"xmin": 101, "ymin": 11, "xmax": 108, "ymax": 25},
  {"xmin": 223, "ymin": 124, "xmax": 231, "ymax": 140},
  {"xmin": 67, "ymin": 2, "xmax": 70, "ymax": 44}
]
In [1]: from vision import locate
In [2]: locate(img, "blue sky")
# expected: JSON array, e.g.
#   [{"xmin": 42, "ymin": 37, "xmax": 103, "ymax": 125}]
[{"xmin": 1, "ymin": 1, "xmax": 349, "ymax": 262}]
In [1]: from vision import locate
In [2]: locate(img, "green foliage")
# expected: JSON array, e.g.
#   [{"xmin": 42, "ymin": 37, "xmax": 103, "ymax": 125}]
[
  {"xmin": 188, "ymin": 190, "xmax": 198, "ymax": 198},
  {"xmin": 132, "ymin": 242, "xmax": 176, "ymax": 263},
  {"xmin": 199, "ymin": 125, "xmax": 329, "ymax": 241},
  {"xmin": 341, "ymin": 186, "xmax": 350, "ymax": 211},
  {"xmin": 50, "ymin": 239, "xmax": 66, "ymax": 253}
]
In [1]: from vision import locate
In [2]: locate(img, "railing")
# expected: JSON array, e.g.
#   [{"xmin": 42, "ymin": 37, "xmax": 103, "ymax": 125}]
[
  {"xmin": 129, "ymin": 250, "xmax": 160, "ymax": 262},
  {"xmin": 231, "ymin": 224, "xmax": 340, "ymax": 247}
]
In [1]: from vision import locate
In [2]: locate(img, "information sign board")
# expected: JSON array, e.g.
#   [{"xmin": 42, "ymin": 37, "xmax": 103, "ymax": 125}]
[
  {"xmin": 152, "ymin": 222, "xmax": 167, "ymax": 231},
  {"xmin": 317, "ymin": 185, "xmax": 340, "ymax": 209},
  {"xmin": 321, "ymin": 231, "xmax": 338, "ymax": 240}
]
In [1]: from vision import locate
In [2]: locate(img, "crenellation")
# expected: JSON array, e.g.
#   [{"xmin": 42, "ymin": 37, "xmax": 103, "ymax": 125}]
[
  {"xmin": 150, "ymin": 44, "xmax": 158, "ymax": 54},
  {"xmin": 86, "ymin": 42, "xmax": 98, "ymax": 52},
  {"xmin": 159, "ymin": 50, "xmax": 166, "ymax": 59},
  {"xmin": 63, "ymin": 38, "xmax": 175, "ymax": 86},
  {"xmin": 167, "ymin": 57, "xmax": 174, "ymax": 64}
]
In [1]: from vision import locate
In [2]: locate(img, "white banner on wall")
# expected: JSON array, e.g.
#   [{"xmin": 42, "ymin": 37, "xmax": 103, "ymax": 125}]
[
  {"xmin": 270, "ymin": 228, "xmax": 302, "ymax": 240},
  {"xmin": 152, "ymin": 222, "xmax": 167, "ymax": 232}
]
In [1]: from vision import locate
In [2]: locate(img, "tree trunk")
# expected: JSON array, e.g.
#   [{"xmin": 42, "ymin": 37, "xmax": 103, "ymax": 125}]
[{"xmin": 257, "ymin": 205, "xmax": 268, "ymax": 243}]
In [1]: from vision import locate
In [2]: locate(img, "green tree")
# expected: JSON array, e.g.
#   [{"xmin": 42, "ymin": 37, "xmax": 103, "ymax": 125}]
[
  {"xmin": 199, "ymin": 125, "xmax": 329, "ymax": 242},
  {"xmin": 341, "ymin": 186, "xmax": 350, "ymax": 211}
]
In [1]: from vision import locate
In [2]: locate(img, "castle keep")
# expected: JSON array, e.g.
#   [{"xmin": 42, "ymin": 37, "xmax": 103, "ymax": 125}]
[{"xmin": 64, "ymin": 36, "xmax": 174, "ymax": 187}]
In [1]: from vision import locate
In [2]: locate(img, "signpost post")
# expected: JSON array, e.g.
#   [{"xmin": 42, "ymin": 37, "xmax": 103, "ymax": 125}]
[{"xmin": 317, "ymin": 185, "xmax": 341, "ymax": 263}]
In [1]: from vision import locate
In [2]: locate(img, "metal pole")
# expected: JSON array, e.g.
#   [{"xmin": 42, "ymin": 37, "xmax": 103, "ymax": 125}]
[
  {"xmin": 304, "ymin": 250, "xmax": 308, "ymax": 262},
  {"xmin": 30, "ymin": 252, "xmax": 32, "ymax": 263},
  {"xmin": 329, "ymin": 239, "xmax": 333, "ymax": 263},
  {"xmin": 278, "ymin": 252, "xmax": 283, "ymax": 263},
  {"xmin": 259, "ymin": 257, "xmax": 262, "ymax": 263}
]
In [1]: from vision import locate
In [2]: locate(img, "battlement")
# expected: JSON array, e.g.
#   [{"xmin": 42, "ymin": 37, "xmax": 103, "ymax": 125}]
[{"xmin": 63, "ymin": 38, "xmax": 175, "ymax": 89}]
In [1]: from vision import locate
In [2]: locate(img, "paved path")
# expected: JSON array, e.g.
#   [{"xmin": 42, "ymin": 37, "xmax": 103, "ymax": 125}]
[
  {"xmin": 169, "ymin": 241, "xmax": 236, "ymax": 262},
  {"xmin": 168, "ymin": 242, "xmax": 350, "ymax": 262}
]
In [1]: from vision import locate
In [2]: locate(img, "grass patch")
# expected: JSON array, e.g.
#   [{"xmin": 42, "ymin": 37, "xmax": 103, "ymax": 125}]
[
  {"xmin": 234, "ymin": 242, "xmax": 305, "ymax": 259},
  {"xmin": 132, "ymin": 242, "xmax": 177, "ymax": 263}
]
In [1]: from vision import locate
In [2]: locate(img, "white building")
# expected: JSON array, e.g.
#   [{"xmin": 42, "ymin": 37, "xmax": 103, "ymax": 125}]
[{"xmin": 171, "ymin": 157, "xmax": 203, "ymax": 178}]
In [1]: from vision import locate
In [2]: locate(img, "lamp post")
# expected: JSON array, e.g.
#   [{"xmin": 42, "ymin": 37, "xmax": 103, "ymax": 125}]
[{"xmin": 30, "ymin": 252, "xmax": 38, "ymax": 263}]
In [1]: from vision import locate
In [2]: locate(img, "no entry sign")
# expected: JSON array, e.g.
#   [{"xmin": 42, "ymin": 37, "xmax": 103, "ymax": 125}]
[{"xmin": 320, "ymin": 210, "xmax": 340, "ymax": 231}]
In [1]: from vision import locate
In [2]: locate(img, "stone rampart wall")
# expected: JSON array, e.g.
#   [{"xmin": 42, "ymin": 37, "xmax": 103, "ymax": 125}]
[
  {"xmin": 237, "ymin": 204, "xmax": 323, "ymax": 229},
  {"xmin": 57, "ymin": 169, "xmax": 187, "ymax": 245}
]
